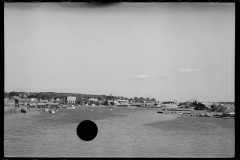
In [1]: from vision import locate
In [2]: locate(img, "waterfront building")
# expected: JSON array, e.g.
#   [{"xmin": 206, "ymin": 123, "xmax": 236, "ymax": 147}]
[
  {"xmin": 37, "ymin": 103, "xmax": 47, "ymax": 108},
  {"xmin": 89, "ymin": 98, "xmax": 98, "ymax": 102},
  {"xmin": 115, "ymin": 99, "xmax": 130, "ymax": 107},
  {"xmin": 65, "ymin": 96, "xmax": 76, "ymax": 104},
  {"xmin": 4, "ymin": 97, "xmax": 15, "ymax": 106},
  {"xmin": 30, "ymin": 98, "xmax": 38, "ymax": 103},
  {"xmin": 161, "ymin": 101, "xmax": 178, "ymax": 108},
  {"xmin": 47, "ymin": 102, "xmax": 59, "ymax": 108}
]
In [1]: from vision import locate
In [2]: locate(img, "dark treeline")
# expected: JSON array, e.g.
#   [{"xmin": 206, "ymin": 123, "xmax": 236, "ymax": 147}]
[
  {"xmin": 4, "ymin": 91, "xmax": 157, "ymax": 103},
  {"xmin": 5, "ymin": 91, "xmax": 107, "ymax": 103}
]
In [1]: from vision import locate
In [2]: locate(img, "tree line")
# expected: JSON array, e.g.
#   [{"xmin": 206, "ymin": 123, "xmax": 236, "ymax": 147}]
[{"xmin": 4, "ymin": 91, "xmax": 157, "ymax": 103}]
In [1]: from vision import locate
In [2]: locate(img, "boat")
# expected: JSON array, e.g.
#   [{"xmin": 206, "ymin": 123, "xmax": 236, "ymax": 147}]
[
  {"xmin": 222, "ymin": 112, "xmax": 235, "ymax": 119},
  {"xmin": 222, "ymin": 116, "xmax": 234, "ymax": 119},
  {"xmin": 49, "ymin": 110, "xmax": 55, "ymax": 113},
  {"xmin": 176, "ymin": 112, "xmax": 183, "ymax": 115},
  {"xmin": 157, "ymin": 111, "xmax": 164, "ymax": 113},
  {"xmin": 44, "ymin": 108, "xmax": 49, "ymax": 112},
  {"xmin": 20, "ymin": 108, "xmax": 27, "ymax": 113},
  {"xmin": 66, "ymin": 106, "xmax": 75, "ymax": 109},
  {"xmin": 214, "ymin": 115, "xmax": 223, "ymax": 118},
  {"xmin": 181, "ymin": 112, "xmax": 192, "ymax": 116}
]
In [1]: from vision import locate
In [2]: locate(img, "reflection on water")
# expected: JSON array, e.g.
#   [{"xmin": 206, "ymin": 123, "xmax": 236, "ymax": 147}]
[{"xmin": 4, "ymin": 108, "xmax": 234, "ymax": 157}]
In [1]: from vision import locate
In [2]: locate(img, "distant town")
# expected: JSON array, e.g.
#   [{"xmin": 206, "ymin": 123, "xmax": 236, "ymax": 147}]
[
  {"xmin": 4, "ymin": 91, "xmax": 160, "ymax": 107},
  {"xmin": 4, "ymin": 91, "xmax": 235, "ymax": 116}
]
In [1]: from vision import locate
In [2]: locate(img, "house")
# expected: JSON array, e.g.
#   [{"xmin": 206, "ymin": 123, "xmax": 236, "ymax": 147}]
[
  {"xmin": 30, "ymin": 98, "xmax": 38, "ymax": 103},
  {"xmin": 57, "ymin": 98, "xmax": 65, "ymax": 105},
  {"xmin": 49, "ymin": 98, "xmax": 55, "ymax": 103},
  {"xmin": 54, "ymin": 98, "xmax": 61, "ymax": 103},
  {"xmin": 4, "ymin": 97, "xmax": 15, "ymax": 106},
  {"xmin": 89, "ymin": 98, "xmax": 98, "ymax": 102}
]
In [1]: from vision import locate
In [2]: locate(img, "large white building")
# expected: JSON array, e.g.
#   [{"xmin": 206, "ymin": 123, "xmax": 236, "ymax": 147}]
[{"xmin": 66, "ymin": 96, "xmax": 76, "ymax": 104}]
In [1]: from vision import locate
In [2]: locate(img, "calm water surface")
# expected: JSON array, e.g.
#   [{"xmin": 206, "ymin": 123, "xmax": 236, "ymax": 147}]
[{"xmin": 4, "ymin": 107, "xmax": 234, "ymax": 157}]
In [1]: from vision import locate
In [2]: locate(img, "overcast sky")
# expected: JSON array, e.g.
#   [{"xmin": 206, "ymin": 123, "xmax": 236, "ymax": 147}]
[{"xmin": 4, "ymin": 3, "xmax": 234, "ymax": 102}]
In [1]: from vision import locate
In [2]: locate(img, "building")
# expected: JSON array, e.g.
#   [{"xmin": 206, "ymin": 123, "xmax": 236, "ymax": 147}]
[
  {"xmin": 4, "ymin": 97, "xmax": 15, "ymax": 106},
  {"xmin": 37, "ymin": 103, "xmax": 47, "ymax": 108},
  {"xmin": 30, "ymin": 98, "xmax": 38, "ymax": 103},
  {"xmin": 65, "ymin": 96, "xmax": 76, "ymax": 104},
  {"xmin": 161, "ymin": 101, "xmax": 178, "ymax": 108},
  {"xmin": 89, "ymin": 98, "xmax": 98, "ymax": 102},
  {"xmin": 54, "ymin": 98, "xmax": 61, "ymax": 103},
  {"xmin": 47, "ymin": 102, "xmax": 59, "ymax": 108}
]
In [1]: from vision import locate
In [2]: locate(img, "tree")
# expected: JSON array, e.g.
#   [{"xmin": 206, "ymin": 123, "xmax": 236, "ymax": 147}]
[
  {"xmin": 151, "ymin": 98, "xmax": 156, "ymax": 102},
  {"xmin": 139, "ymin": 97, "xmax": 145, "ymax": 103},
  {"xmin": 9, "ymin": 91, "xmax": 18, "ymax": 97},
  {"xmin": 4, "ymin": 92, "xmax": 9, "ymax": 98},
  {"xmin": 134, "ymin": 97, "xmax": 139, "ymax": 102},
  {"xmin": 146, "ymin": 97, "xmax": 150, "ymax": 102}
]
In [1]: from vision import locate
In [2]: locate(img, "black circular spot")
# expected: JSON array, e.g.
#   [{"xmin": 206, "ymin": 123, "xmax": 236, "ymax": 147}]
[{"xmin": 76, "ymin": 120, "xmax": 98, "ymax": 141}]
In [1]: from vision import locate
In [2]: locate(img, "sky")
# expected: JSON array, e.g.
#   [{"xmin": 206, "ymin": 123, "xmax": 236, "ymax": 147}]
[{"xmin": 4, "ymin": 3, "xmax": 235, "ymax": 102}]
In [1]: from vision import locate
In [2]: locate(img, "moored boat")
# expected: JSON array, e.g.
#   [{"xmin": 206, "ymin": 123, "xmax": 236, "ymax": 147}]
[
  {"xmin": 20, "ymin": 108, "xmax": 27, "ymax": 113},
  {"xmin": 66, "ymin": 106, "xmax": 75, "ymax": 109},
  {"xmin": 222, "ymin": 116, "xmax": 234, "ymax": 119},
  {"xmin": 181, "ymin": 112, "xmax": 192, "ymax": 116},
  {"xmin": 49, "ymin": 110, "xmax": 55, "ymax": 113},
  {"xmin": 44, "ymin": 108, "xmax": 49, "ymax": 112}
]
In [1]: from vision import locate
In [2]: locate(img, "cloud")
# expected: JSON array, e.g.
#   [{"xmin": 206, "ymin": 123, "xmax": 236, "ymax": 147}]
[
  {"xmin": 132, "ymin": 74, "xmax": 149, "ymax": 80},
  {"xmin": 176, "ymin": 67, "xmax": 200, "ymax": 73}
]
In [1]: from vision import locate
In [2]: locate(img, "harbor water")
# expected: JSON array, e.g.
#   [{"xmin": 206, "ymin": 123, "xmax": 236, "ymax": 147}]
[{"xmin": 4, "ymin": 107, "xmax": 234, "ymax": 157}]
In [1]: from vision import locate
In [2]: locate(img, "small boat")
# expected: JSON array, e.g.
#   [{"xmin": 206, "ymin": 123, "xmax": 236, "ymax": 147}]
[
  {"xmin": 157, "ymin": 111, "xmax": 164, "ymax": 113},
  {"xmin": 222, "ymin": 116, "xmax": 234, "ymax": 119},
  {"xmin": 181, "ymin": 112, "xmax": 192, "ymax": 116},
  {"xmin": 44, "ymin": 108, "xmax": 49, "ymax": 112},
  {"xmin": 49, "ymin": 110, "xmax": 55, "ymax": 113},
  {"xmin": 20, "ymin": 108, "xmax": 27, "ymax": 113},
  {"xmin": 214, "ymin": 115, "xmax": 223, "ymax": 118},
  {"xmin": 66, "ymin": 106, "xmax": 75, "ymax": 109},
  {"xmin": 176, "ymin": 112, "xmax": 183, "ymax": 115}
]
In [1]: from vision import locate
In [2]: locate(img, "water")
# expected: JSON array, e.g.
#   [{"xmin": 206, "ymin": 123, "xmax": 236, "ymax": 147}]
[{"xmin": 4, "ymin": 107, "xmax": 234, "ymax": 157}]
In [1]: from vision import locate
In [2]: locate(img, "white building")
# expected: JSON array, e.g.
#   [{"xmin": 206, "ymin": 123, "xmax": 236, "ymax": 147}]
[
  {"xmin": 66, "ymin": 96, "xmax": 76, "ymax": 104},
  {"xmin": 89, "ymin": 98, "xmax": 98, "ymax": 102}
]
